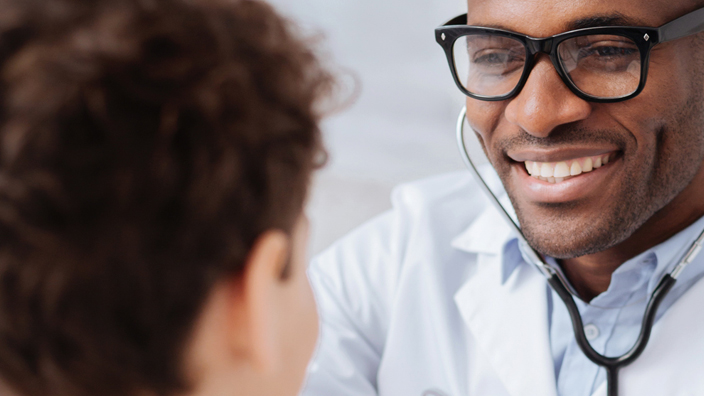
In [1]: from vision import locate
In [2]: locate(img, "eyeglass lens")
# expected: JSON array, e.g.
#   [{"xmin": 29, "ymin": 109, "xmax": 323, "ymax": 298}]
[{"xmin": 452, "ymin": 33, "xmax": 642, "ymax": 99}]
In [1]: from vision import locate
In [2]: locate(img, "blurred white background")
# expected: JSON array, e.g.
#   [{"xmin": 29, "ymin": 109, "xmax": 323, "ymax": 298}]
[{"xmin": 267, "ymin": 0, "xmax": 474, "ymax": 254}]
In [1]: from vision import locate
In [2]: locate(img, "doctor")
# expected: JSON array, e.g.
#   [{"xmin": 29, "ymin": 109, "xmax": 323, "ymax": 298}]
[{"xmin": 301, "ymin": 0, "xmax": 704, "ymax": 396}]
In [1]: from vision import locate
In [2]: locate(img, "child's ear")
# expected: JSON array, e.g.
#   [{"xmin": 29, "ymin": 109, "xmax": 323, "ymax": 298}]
[{"xmin": 229, "ymin": 230, "xmax": 291, "ymax": 373}]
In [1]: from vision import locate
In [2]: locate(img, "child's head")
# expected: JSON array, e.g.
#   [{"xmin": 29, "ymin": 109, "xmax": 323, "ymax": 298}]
[{"xmin": 0, "ymin": 0, "xmax": 331, "ymax": 395}]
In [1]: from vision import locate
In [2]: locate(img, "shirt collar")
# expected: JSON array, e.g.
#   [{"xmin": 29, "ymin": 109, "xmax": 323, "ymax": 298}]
[{"xmin": 645, "ymin": 214, "xmax": 704, "ymax": 293}]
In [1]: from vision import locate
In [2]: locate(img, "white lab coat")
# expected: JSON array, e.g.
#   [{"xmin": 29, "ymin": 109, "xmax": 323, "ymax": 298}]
[{"xmin": 302, "ymin": 171, "xmax": 704, "ymax": 396}]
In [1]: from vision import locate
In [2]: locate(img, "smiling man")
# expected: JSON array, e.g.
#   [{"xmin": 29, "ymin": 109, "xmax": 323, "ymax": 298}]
[{"xmin": 301, "ymin": 1, "xmax": 704, "ymax": 396}]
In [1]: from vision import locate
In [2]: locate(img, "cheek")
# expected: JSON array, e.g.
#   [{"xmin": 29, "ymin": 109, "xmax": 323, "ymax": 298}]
[
  {"xmin": 277, "ymin": 274, "xmax": 318, "ymax": 395},
  {"xmin": 465, "ymin": 98, "xmax": 504, "ymax": 136},
  {"xmin": 623, "ymin": 45, "xmax": 693, "ymax": 131},
  {"xmin": 465, "ymin": 97, "xmax": 509, "ymax": 161},
  {"xmin": 600, "ymin": 55, "xmax": 694, "ymax": 164},
  {"xmin": 298, "ymin": 276, "xmax": 319, "ymax": 356},
  {"xmin": 275, "ymin": 218, "xmax": 318, "ymax": 395},
  {"xmin": 279, "ymin": 238, "xmax": 318, "ymax": 387}
]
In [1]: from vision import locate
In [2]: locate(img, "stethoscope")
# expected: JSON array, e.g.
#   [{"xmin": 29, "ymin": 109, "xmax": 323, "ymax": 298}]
[{"xmin": 455, "ymin": 106, "xmax": 704, "ymax": 396}]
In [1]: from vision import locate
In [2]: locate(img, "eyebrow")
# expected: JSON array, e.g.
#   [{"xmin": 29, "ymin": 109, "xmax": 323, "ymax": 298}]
[
  {"xmin": 473, "ymin": 13, "xmax": 650, "ymax": 32},
  {"xmin": 568, "ymin": 14, "xmax": 649, "ymax": 30}
]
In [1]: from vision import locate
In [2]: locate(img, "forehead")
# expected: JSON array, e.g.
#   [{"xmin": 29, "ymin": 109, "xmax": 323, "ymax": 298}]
[{"xmin": 466, "ymin": 0, "xmax": 696, "ymax": 36}]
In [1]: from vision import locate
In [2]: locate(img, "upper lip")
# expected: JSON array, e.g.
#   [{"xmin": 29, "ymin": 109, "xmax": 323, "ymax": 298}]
[{"xmin": 507, "ymin": 147, "xmax": 619, "ymax": 163}]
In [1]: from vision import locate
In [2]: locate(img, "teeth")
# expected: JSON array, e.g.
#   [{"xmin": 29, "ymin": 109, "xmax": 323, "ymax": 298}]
[
  {"xmin": 570, "ymin": 161, "xmax": 582, "ymax": 176},
  {"xmin": 523, "ymin": 153, "xmax": 613, "ymax": 183},
  {"xmin": 540, "ymin": 163, "xmax": 552, "ymax": 177},
  {"xmin": 554, "ymin": 162, "xmax": 570, "ymax": 178},
  {"xmin": 583, "ymin": 157, "xmax": 593, "ymax": 172}
]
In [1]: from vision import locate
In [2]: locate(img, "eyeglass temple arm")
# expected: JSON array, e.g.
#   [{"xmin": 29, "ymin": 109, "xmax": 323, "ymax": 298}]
[{"xmin": 658, "ymin": 7, "xmax": 704, "ymax": 42}]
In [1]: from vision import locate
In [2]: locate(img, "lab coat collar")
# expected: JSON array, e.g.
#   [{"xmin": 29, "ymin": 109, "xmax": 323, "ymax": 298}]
[
  {"xmin": 451, "ymin": 202, "xmax": 514, "ymax": 255},
  {"xmin": 454, "ymin": 236, "xmax": 557, "ymax": 396},
  {"xmin": 451, "ymin": 199, "xmax": 522, "ymax": 284},
  {"xmin": 452, "ymin": 182, "xmax": 556, "ymax": 396},
  {"xmin": 451, "ymin": 164, "xmax": 516, "ymax": 255}
]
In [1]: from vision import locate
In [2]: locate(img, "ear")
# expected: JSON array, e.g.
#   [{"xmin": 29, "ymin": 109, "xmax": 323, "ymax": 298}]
[{"xmin": 237, "ymin": 230, "xmax": 291, "ymax": 373}]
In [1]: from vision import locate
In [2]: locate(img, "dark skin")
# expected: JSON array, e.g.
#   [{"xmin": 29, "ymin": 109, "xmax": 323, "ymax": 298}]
[{"xmin": 465, "ymin": 0, "xmax": 704, "ymax": 301}]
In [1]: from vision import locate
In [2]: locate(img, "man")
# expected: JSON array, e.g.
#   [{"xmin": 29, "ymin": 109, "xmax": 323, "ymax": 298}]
[
  {"xmin": 302, "ymin": 1, "xmax": 704, "ymax": 395},
  {"xmin": 0, "ymin": 0, "xmax": 332, "ymax": 395}
]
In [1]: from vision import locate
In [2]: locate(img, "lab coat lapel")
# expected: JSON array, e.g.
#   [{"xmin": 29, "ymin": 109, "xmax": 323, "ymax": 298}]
[{"xmin": 454, "ymin": 251, "xmax": 557, "ymax": 396}]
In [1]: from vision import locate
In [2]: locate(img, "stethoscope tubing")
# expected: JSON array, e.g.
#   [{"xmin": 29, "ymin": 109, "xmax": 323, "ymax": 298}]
[
  {"xmin": 547, "ymin": 274, "xmax": 675, "ymax": 396},
  {"xmin": 455, "ymin": 106, "xmax": 703, "ymax": 396}
]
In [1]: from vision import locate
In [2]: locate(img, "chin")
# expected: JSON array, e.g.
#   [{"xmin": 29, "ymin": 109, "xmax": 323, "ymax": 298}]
[
  {"xmin": 514, "ymin": 204, "xmax": 635, "ymax": 259},
  {"xmin": 524, "ymin": 231, "xmax": 614, "ymax": 259}
]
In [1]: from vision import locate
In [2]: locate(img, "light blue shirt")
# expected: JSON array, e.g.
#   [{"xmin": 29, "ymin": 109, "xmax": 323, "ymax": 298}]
[{"xmin": 500, "ymin": 215, "xmax": 704, "ymax": 396}]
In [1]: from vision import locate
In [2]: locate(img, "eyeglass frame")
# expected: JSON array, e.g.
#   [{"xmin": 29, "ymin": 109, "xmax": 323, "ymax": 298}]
[{"xmin": 434, "ymin": 7, "xmax": 704, "ymax": 103}]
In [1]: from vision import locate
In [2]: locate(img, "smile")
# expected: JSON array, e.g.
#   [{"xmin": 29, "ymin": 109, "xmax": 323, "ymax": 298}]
[{"xmin": 524, "ymin": 153, "xmax": 613, "ymax": 184}]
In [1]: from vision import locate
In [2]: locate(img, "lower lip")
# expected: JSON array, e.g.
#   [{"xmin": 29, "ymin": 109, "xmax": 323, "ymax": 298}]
[{"xmin": 512, "ymin": 156, "xmax": 621, "ymax": 203}]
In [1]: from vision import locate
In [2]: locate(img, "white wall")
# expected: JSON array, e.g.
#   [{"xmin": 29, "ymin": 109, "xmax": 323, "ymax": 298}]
[{"xmin": 267, "ymin": 0, "xmax": 476, "ymax": 254}]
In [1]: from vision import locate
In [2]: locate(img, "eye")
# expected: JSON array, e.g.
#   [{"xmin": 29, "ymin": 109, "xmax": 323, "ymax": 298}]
[
  {"xmin": 573, "ymin": 36, "xmax": 638, "ymax": 59},
  {"xmin": 474, "ymin": 51, "xmax": 508, "ymax": 64},
  {"xmin": 563, "ymin": 37, "xmax": 641, "ymax": 73},
  {"xmin": 471, "ymin": 49, "xmax": 525, "ymax": 75},
  {"xmin": 579, "ymin": 43, "xmax": 638, "ymax": 60}
]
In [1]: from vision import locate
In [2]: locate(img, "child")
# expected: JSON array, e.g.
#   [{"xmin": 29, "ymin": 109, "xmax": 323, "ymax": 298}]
[{"xmin": 0, "ymin": 0, "xmax": 332, "ymax": 395}]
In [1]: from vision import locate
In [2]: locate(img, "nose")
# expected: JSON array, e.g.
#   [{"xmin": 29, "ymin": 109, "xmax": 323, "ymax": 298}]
[{"xmin": 504, "ymin": 57, "xmax": 591, "ymax": 138}]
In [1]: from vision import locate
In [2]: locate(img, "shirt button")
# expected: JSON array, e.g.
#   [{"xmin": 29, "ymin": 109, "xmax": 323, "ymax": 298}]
[{"xmin": 584, "ymin": 324, "xmax": 600, "ymax": 341}]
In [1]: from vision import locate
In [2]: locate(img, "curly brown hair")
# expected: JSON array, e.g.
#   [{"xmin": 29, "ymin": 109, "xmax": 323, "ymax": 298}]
[{"xmin": 0, "ymin": 0, "xmax": 331, "ymax": 395}]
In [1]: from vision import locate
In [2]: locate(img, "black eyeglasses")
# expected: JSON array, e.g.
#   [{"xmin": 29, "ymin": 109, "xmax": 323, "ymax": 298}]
[{"xmin": 435, "ymin": 7, "xmax": 704, "ymax": 103}]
